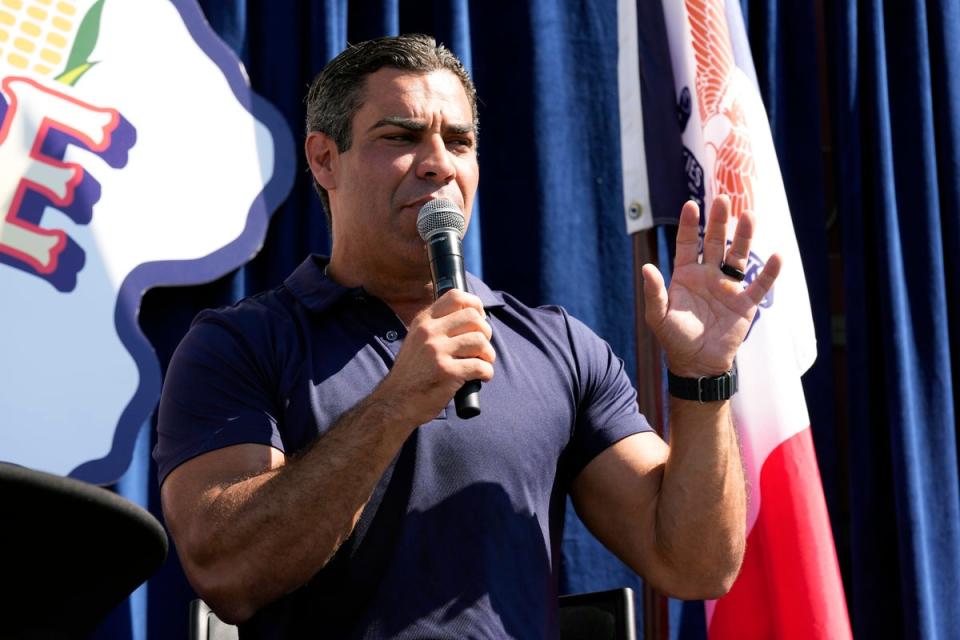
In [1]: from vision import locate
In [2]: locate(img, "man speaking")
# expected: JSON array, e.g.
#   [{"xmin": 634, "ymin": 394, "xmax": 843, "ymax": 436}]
[{"xmin": 154, "ymin": 34, "xmax": 780, "ymax": 639}]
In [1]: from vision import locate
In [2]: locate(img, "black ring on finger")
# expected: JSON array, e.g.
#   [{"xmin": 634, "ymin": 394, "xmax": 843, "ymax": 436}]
[{"xmin": 720, "ymin": 262, "xmax": 746, "ymax": 282}]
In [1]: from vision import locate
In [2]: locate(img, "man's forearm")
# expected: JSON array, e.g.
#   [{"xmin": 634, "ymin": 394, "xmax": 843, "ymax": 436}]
[
  {"xmin": 179, "ymin": 391, "xmax": 417, "ymax": 623},
  {"xmin": 654, "ymin": 398, "xmax": 746, "ymax": 597}
]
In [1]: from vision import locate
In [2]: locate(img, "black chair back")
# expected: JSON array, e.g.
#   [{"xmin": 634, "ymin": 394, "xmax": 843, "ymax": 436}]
[
  {"xmin": 0, "ymin": 462, "xmax": 168, "ymax": 638},
  {"xmin": 558, "ymin": 587, "xmax": 637, "ymax": 640}
]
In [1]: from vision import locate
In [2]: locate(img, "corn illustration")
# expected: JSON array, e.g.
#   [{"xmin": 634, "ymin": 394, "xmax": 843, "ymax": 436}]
[{"xmin": 0, "ymin": 0, "xmax": 104, "ymax": 86}]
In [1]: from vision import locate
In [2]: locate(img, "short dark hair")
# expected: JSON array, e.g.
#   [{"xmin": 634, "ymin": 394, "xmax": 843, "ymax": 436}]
[{"xmin": 305, "ymin": 34, "xmax": 479, "ymax": 220}]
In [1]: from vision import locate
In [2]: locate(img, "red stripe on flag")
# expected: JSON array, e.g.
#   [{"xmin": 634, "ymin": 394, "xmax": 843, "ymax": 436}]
[{"xmin": 709, "ymin": 428, "xmax": 851, "ymax": 639}]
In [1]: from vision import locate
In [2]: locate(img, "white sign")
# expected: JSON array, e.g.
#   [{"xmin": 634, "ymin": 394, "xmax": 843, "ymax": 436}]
[{"xmin": 0, "ymin": 0, "xmax": 294, "ymax": 482}]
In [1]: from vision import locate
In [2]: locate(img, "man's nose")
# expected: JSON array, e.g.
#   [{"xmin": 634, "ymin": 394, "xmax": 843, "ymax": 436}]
[{"xmin": 416, "ymin": 136, "xmax": 456, "ymax": 182}]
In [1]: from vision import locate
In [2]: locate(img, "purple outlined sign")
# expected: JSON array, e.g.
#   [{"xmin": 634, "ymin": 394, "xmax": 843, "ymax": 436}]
[{"xmin": 0, "ymin": 0, "xmax": 295, "ymax": 483}]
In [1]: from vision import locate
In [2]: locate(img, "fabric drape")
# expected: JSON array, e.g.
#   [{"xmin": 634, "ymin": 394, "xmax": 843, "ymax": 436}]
[{"xmin": 829, "ymin": 1, "xmax": 960, "ymax": 637}]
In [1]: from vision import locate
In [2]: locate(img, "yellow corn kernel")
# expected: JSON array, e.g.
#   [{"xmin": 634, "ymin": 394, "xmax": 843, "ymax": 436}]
[
  {"xmin": 39, "ymin": 47, "xmax": 59, "ymax": 63},
  {"xmin": 56, "ymin": 1, "xmax": 74, "ymax": 16},
  {"xmin": 26, "ymin": 5, "xmax": 45, "ymax": 20},
  {"xmin": 51, "ymin": 15, "xmax": 70, "ymax": 31},
  {"xmin": 1, "ymin": 0, "xmax": 23, "ymax": 10},
  {"xmin": 0, "ymin": 10, "xmax": 14, "ymax": 25},
  {"xmin": 46, "ymin": 31, "xmax": 66, "ymax": 47},
  {"xmin": 0, "ymin": 30, "xmax": 8, "ymax": 42},
  {"xmin": 36, "ymin": 0, "xmax": 52, "ymax": 5},
  {"xmin": 21, "ymin": 21, "xmax": 41, "ymax": 37},
  {"xmin": 13, "ymin": 36, "xmax": 35, "ymax": 53},
  {"xmin": 34, "ymin": 63, "xmax": 52, "ymax": 74},
  {"xmin": 8, "ymin": 51, "xmax": 28, "ymax": 68}
]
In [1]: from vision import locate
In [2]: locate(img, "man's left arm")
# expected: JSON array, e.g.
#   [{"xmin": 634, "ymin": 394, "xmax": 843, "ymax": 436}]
[{"xmin": 570, "ymin": 195, "xmax": 780, "ymax": 600}]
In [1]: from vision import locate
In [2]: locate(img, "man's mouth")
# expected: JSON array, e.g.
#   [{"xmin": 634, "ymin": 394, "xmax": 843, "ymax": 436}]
[{"xmin": 402, "ymin": 195, "xmax": 460, "ymax": 211}]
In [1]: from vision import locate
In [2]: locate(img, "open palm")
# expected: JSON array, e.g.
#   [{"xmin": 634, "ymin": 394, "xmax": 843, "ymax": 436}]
[{"xmin": 642, "ymin": 196, "xmax": 781, "ymax": 378}]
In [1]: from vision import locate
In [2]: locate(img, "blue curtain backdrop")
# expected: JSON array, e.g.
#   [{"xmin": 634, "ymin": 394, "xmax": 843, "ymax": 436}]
[
  {"xmin": 828, "ymin": 1, "xmax": 960, "ymax": 638},
  {"xmin": 746, "ymin": 0, "xmax": 960, "ymax": 637},
  {"xmin": 89, "ymin": 1, "xmax": 960, "ymax": 638}
]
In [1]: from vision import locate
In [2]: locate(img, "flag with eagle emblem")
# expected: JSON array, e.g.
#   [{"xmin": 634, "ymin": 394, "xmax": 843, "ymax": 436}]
[{"xmin": 618, "ymin": 0, "xmax": 852, "ymax": 636}]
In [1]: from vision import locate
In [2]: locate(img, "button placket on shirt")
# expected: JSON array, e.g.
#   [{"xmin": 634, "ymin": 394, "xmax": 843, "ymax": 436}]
[
  {"xmin": 377, "ymin": 319, "xmax": 405, "ymax": 359},
  {"xmin": 381, "ymin": 315, "xmax": 450, "ymax": 421},
  {"xmin": 350, "ymin": 293, "xmax": 404, "ymax": 359},
  {"xmin": 353, "ymin": 295, "xmax": 446, "ymax": 419}
]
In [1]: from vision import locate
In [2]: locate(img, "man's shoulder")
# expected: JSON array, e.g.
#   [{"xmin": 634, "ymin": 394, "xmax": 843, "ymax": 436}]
[
  {"xmin": 471, "ymin": 277, "xmax": 604, "ymax": 352},
  {"xmin": 467, "ymin": 272, "xmax": 568, "ymax": 322},
  {"xmin": 190, "ymin": 254, "xmax": 336, "ymax": 335},
  {"xmin": 191, "ymin": 284, "xmax": 299, "ymax": 337}
]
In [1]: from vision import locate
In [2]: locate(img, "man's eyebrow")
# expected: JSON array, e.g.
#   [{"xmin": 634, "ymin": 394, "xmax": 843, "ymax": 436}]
[
  {"xmin": 369, "ymin": 117, "xmax": 426, "ymax": 132},
  {"xmin": 445, "ymin": 123, "xmax": 476, "ymax": 136},
  {"xmin": 368, "ymin": 117, "xmax": 476, "ymax": 136}
]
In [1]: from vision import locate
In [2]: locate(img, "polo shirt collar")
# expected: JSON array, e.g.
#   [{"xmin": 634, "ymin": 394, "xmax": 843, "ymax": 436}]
[
  {"xmin": 465, "ymin": 272, "xmax": 505, "ymax": 309},
  {"xmin": 284, "ymin": 254, "xmax": 505, "ymax": 314}
]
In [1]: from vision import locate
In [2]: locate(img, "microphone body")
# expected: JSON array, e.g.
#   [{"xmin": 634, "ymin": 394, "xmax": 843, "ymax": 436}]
[
  {"xmin": 425, "ymin": 231, "xmax": 467, "ymax": 297},
  {"xmin": 417, "ymin": 200, "xmax": 481, "ymax": 419}
]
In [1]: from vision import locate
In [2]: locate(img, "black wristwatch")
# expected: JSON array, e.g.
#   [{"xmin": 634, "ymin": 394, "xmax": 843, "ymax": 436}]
[{"xmin": 667, "ymin": 361, "xmax": 738, "ymax": 403}]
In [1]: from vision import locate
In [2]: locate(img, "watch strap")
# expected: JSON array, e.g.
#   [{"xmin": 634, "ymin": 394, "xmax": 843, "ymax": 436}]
[{"xmin": 667, "ymin": 363, "xmax": 738, "ymax": 402}]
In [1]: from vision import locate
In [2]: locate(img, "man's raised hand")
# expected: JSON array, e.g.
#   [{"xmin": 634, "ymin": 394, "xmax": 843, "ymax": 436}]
[{"xmin": 641, "ymin": 195, "xmax": 781, "ymax": 379}]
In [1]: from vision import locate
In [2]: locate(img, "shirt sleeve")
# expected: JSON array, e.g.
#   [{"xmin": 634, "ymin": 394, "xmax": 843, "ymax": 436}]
[
  {"xmin": 152, "ymin": 308, "xmax": 287, "ymax": 485},
  {"xmin": 560, "ymin": 311, "xmax": 654, "ymax": 484}
]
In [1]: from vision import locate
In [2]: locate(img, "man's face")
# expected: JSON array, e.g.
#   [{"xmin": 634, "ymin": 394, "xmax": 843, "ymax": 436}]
[{"xmin": 321, "ymin": 68, "xmax": 479, "ymax": 275}]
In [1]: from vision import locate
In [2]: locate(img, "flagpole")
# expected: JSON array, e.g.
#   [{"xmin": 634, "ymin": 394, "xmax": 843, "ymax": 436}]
[{"xmin": 632, "ymin": 227, "xmax": 668, "ymax": 640}]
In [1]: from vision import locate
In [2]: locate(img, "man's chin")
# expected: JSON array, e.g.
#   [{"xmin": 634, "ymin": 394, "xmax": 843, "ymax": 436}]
[{"xmin": 384, "ymin": 239, "xmax": 431, "ymax": 271}]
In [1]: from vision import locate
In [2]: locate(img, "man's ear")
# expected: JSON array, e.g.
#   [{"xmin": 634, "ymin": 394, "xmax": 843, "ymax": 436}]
[{"xmin": 305, "ymin": 132, "xmax": 339, "ymax": 191}]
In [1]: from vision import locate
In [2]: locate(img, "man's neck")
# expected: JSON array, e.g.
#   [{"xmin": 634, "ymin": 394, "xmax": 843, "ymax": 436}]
[{"xmin": 326, "ymin": 255, "xmax": 435, "ymax": 327}]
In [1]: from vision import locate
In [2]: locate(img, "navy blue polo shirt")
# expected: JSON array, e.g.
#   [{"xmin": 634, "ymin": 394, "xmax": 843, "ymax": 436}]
[{"xmin": 155, "ymin": 255, "xmax": 651, "ymax": 639}]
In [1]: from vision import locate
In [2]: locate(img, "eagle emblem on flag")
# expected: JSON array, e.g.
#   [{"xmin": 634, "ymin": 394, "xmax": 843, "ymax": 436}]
[{"xmin": 687, "ymin": 0, "xmax": 757, "ymax": 222}]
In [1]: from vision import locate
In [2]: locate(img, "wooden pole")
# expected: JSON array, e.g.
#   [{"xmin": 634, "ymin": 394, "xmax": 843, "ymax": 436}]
[{"xmin": 632, "ymin": 228, "xmax": 668, "ymax": 640}]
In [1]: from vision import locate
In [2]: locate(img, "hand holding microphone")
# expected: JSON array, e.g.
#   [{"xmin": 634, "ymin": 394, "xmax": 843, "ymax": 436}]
[{"xmin": 417, "ymin": 199, "xmax": 483, "ymax": 419}]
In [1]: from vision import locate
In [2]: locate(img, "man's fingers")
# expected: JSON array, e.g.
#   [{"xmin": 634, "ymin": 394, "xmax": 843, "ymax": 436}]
[
  {"xmin": 408, "ymin": 302, "xmax": 495, "ymax": 367},
  {"xmin": 425, "ymin": 333, "xmax": 495, "ymax": 384},
  {"xmin": 452, "ymin": 357, "xmax": 495, "ymax": 383},
  {"xmin": 702, "ymin": 195, "xmax": 730, "ymax": 267},
  {"xmin": 724, "ymin": 209, "xmax": 754, "ymax": 272},
  {"xmin": 449, "ymin": 332, "xmax": 497, "ymax": 365},
  {"xmin": 674, "ymin": 200, "xmax": 702, "ymax": 268},
  {"xmin": 430, "ymin": 289, "xmax": 486, "ymax": 318},
  {"xmin": 641, "ymin": 263, "xmax": 668, "ymax": 328},
  {"xmin": 746, "ymin": 253, "xmax": 782, "ymax": 305},
  {"xmin": 439, "ymin": 306, "xmax": 492, "ymax": 340}
]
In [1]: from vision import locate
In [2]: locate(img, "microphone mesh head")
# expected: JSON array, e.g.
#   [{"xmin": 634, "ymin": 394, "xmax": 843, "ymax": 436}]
[{"xmin": 417, "ymin": 199, "xmax": 466, "ymax": 241}]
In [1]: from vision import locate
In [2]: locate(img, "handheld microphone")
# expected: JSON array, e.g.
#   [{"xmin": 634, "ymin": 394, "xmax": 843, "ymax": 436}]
[{"xmin": 417, "ymin": 199, "xmax": 481, "ymax": 419}]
